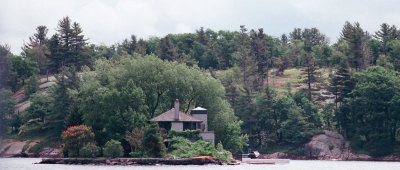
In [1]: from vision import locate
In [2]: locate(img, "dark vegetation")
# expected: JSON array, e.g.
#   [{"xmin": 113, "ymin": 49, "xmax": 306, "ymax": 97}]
[{"xmin": 1, "ymin": 16, "xmax": 400, "ymax": 157}]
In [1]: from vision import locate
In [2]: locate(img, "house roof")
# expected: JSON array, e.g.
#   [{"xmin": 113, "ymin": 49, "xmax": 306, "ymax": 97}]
[
  {"xmin": 150, "ymin": 108, "xmax": 202, "ymax": 122},
  {"xmin": 192, "ymin": 107, "xmax": 206, "ymax": 111}
]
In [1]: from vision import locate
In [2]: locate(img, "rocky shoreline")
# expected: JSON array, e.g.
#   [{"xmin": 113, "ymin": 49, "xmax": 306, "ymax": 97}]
[
  {"xmin": 261, "ymin": 130, "xmax": 400, "ymax": 161},
  {"xmin": 38, "ymin": 157, "xmax": 223, "ymax": 165},
  {"xmin": 2, "ymin": 131, "xmax": 400, "ymax": 161}
]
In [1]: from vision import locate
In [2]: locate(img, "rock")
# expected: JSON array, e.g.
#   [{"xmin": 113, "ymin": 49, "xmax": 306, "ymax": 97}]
[
  {"xmin": 2, "ymin": 141, "xmax": 26, "ymax": 157},
  {"xmin": 39, "ymin": 147, "xmax": 61, "ymax": 158},
  {"xmin": 39, "ymin": 82, "xmax": 56, "ymax": 90},
  {"xmin": 304, "ymin": 130, "xmax": 347, "ymax": 160}
]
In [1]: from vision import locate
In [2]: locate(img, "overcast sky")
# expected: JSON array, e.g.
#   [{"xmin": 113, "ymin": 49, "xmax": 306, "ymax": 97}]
[{"xmin": 1, "ymin": 0, "xmax": 400, "ymax": 54}]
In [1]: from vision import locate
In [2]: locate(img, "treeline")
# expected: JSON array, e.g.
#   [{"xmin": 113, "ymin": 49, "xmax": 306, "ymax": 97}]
[{"xmin": 1, "ymin": 16, "xmax": 400, "ymax": 156}]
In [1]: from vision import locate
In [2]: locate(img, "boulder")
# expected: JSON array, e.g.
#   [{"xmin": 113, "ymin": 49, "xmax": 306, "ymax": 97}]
[{"xmin": 304, "ymin": 130, "xmax": 348, "ymax": 160}]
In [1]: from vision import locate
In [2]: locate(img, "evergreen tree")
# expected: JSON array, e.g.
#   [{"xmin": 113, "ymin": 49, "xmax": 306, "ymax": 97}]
[
  {"xmin": 375, "ymin": 23, "xmax": 398, "ymax": 55},
  {"xmin": 23, "ymin": 25, "xmax": 50, "ymax": 75},
  {"xmin": 0, "ymin": 45, "xmax": 13, "ymax": 89},
  {"xmin": 135, "ymin": 38, "xmax": 147, "ymax": 56},
  {"xmin": 250, "ymin": 28, "xmax": 271, "ymax": 90},
  {"xmin": 0, "ymin": 88, "xmax": 15, "ymax": 135},
  {"xmin": 341, "ymin": 21, "xmax": 370, "ymax": 70},
  {"xmin": 237, "ymin": 25, "xmax": 254, "ymax": 88},
  {"xmin": 302, "ymin": 28, "xmax": 328, "ymax": 52},
  {"xmin": 289, "ymin": 28, "xmax": 302, "ymax": 41},
  {"xmin": 48, "ymin": 17, "xmax": 89, "ymax": 72},
  {"xmin": 160, "ymin": 35, "xmax": 178, "ymax": 61}
]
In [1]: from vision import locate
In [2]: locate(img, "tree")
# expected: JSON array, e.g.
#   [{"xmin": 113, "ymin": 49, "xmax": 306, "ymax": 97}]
[
  {"xmin": 23, "ymin": 25, "xmax": 50, "ymax": 75},
  {"xmin": 160, "ymin": 35, "xmax": 178, "ymax": 61},
  {"xmin": 26, "ymin": 93, "xmax": 50, "ymax": 121},
  {"xmin": 329, "ymin": 61, "xmax": 353, "ymax": 109},
  {"xmin": 289, "ymin": 28, "xmax": 302, "ymax": 41},
  {"xmin": 341, "ymin": 21, "xmax": 370, "ymax": 70},
  {"xmin": 237, "ymin": 25, "xmax": 254, "ymax": 88},
  {"xmin": 0, "ymin": 45, "xmax": 13, "ymax": 90},
  {"xmin": 48, "ymin": 17, "xmax": 89, "ymax": 72},
  {"xmin": 136, "ymin": 38, "xmax": 147, "ymax": 56},
  {"xmin": 0, "ymin": 88, "xmax": 15, "ymax": 135},
  {"xmin": 24, "ymin": 74, "xmax": 39, "ymax": 96},
  {"xmin": 77, "ymin": 55, "xmax": 246, "ymax": 152},
  {"xmin": 141, "ymin": 123, "xmax": 166, "ymax": 158},
  {"xmin": 375, "ymin": 23, "xmax": 398, "ymax": 55},
  {"xmin": 301, "ymin": 52, "xmax": 319, "ymax": 100},
  {"xmin": 302, "ymin": 28, "xmax": 328, "ymax": 52},
  {"xmin": 250, "ymin": 28, "xmax": 271, "ymax": 90},
  {"xmin": 388, "ymin": 40, "xmax": 400, "ymax": 71},
  {"xmin": 11, "ymin": 57, "xmax": 39, "ymax": 86},
  {"xmin": 61, "ymin": 124, "xmax": 95, "ymax": 157},
  {"xmin": 347, "ymin": 66, "xmax": 400, "ymax": 155}
]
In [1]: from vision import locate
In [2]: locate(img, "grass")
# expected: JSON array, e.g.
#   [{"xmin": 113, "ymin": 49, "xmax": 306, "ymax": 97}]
[{"xmin": 268, "ymin": 67, "xmax": 332, "ymax": 95}]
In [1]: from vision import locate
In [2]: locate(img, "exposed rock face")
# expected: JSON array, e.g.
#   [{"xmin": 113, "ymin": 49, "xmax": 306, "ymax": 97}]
[
  {"xmin": 262, "ymin": 130, "xmax": 400, "ymax": 161},
  {"xmin": 0, "ymin": 141, "xmax": 26, "ymax": 157},
  {"xmin": 0, "ymin": 139, "xmax": 61, "ymax": 158},
  {"xmin": 304, "ymin": 130, "xmax": 351, "ymax": 160},
  {"xmin": 39, "ymin": 147, "xmax": 62, "ymax": 158}
]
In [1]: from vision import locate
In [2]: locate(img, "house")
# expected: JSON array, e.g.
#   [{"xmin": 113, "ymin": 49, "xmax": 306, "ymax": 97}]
[{"xmin": 150, "ymin": 99, "xmax": 215, "ymax": 143}]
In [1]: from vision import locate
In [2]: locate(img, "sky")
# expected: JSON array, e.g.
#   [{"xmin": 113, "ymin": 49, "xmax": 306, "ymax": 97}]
[{"xmin": 1, "ymin": 0, "xmax": 400, "ymax": 54}]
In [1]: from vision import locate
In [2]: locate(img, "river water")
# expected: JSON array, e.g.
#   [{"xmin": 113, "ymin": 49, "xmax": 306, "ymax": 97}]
[{"xmin": 1, "ymin": 158, "xmax": 400, "ymax": 170}]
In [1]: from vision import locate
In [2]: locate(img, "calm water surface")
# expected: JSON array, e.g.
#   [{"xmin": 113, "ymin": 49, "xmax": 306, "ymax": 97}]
[{"xmin": 1, "ymin": 158, "xmax": 400, "ymax": 170}]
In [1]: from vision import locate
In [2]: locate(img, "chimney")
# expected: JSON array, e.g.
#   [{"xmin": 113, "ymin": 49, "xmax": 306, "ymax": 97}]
[{"xmin": 174, "ymin": 99, "xmax": 179, "ymax": 120}]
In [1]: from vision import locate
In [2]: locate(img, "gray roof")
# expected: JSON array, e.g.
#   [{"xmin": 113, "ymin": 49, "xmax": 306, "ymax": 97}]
[
  {"xmin": 192, "ymin": 107, "xmax": 207, "ymax": 110},
  {"xmin": 150, "ymin": 108, "xmax": 202, "ymax": 122}
]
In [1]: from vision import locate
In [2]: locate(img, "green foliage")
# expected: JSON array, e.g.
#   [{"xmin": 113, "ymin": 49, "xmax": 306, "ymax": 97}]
[
  {"xmin": 168, "ymin": 129, "xmax": 200, "ymax": 139},
  {"xmin": 24, "ymin": 74, "xmax": 39, "ymax": 96},
  {"xmin": 79, "ymin": 144, "xmax": 100, "ymax": 158},
  {"xmin": 168, "ymin": 137, "xmax": 233, "ymax": 162},
  {"xmin": 103, "ymin": 139, "xmax": 123, "ymax": 158},
  {"xmin": 125, "ymin": 128, "xmax": 143, "ymax": 152},
  {"xmin": 346, "ymin": 66, "xmax": 400, "ymax": 156},
  {"xmin": 0, "ymin": 88, "xmax": 15, "ymax": 135},
  {"xmin": 48, "ymin": 17, "xmax": 90, "ymax": 72},
  {"xmin": 141, "ymin": 123, "xmax": 166, "ymax": 158},
  {"xmin": 61, "ymin": 125, "xmax": 95, "ymax": 157},
  {"xmin": 26, "ymin": 94, "xmax": 50, "ymax": 121}
]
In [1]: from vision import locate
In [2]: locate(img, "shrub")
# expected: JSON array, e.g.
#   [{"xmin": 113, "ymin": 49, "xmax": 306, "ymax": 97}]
[
  {"xmin": 168, "ymin": 129, "xmax": 200, "ymax": 139},
  {"xmin": 168, "ymin": 137, "xmax": 233, "ymax": 162},
  {"xmin": 61, "ymin": 124, "xmax": 95, "ymax": 157},
  {"xmin": 129, "ymin": 151, "xmax": 143, "ymax": 158},
  {"xmin": 103, "ymin": 139, "xmax": 123, "ymax": 158},
  {"xmin": 25, "ymin": 75, "xmax": 39, "ymax": 96},
  {"xmin": 141, "ymin": 123, "xmax": 166, "ymax": 158},
  {"xmin": 79, "ymin": 144, "xmax": 100, "ymax": 158}
]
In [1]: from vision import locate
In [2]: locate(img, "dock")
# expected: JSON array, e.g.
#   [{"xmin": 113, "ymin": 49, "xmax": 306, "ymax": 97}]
[{"xmin": 241, "ymin": 158, "xmax": 290, "ymax": 165}]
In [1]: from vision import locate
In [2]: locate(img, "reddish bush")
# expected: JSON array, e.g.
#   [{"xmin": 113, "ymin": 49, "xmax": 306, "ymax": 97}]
[{"xmin": 61, "ymin": 124, "xmax": 95, "ymax": 157}]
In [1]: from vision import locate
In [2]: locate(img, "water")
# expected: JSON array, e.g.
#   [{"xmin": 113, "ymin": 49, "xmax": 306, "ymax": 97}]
[{"xmin": 1, "ymin": 158, "xmax": 400, "ymax": 170}]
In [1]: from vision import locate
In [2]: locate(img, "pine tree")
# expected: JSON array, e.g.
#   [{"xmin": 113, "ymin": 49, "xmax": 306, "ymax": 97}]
[
  {"xmin": 375, "ymin": 23, "xmax": 398, "ymax": 55},
  {"xmin": 23, "ymin": 25, "xmax": 50, "ymax": 75},
  {"xmin": 160, "ymin": 35, "xmax": 178, "ymax": 61},
  {"xmin": 289, "ymin": 28, "xmax": 302, "ymax": 41},
  {"xmin": 237, "ymin": 25, "xmax": 254, "ymax": 88},
  {"xmin": 48, "ymin": 17, "xmax": 89, "ymax": 72},
  {"xmin": 135, "ymin": 38, "xmax": 147, "ymax": 56},
  {"xmin": 0, "ymin": 45, "xmax": 13, "ymax": 89},
  {"xmin": 250, "ymin": 28, "xmax": 270, "ymax": 91},
  {"xmin": 341, "ymin": 21, "xmax": 370, "ymax": 70}
]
